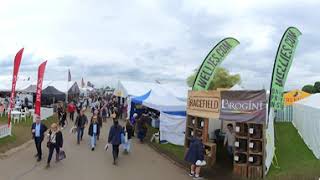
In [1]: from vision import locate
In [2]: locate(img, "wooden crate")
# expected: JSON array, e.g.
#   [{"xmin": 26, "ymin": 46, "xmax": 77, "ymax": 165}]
[
  {"xmin": 233, "ymin": 163, "xmax": 247, "ymax": 177},
  {"xmin": 204, "ymin": 142, "xmax": 216, "ymax": 167},
  {"xmin": 248, "ymin": 166, "xmax": 263, "ymax": 179}
]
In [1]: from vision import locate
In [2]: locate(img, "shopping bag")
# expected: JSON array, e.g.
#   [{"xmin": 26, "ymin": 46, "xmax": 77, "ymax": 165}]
[
  {"xmin": 121, "ymin": 133, "xmax": 126, "ymax": 144},
  {"xmin": 59, "ymin": 150, "xmax": 66, "ymax": 160},
  {"xmin": 104, "ymin": 143, "xmax": 109, "ymax": 151}
]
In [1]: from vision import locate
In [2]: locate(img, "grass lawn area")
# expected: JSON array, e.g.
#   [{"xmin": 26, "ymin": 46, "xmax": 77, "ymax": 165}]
[
  {"xmin": 267, "ymin": 122, "xmax": 320, "ymax": 179},
  {"xmin": 0, "ymin": 114, "xmax": 58, "ymax": 153},
  {"xmin": 147, "ymin": 125, "xmax": 185, "ymax": 163}
]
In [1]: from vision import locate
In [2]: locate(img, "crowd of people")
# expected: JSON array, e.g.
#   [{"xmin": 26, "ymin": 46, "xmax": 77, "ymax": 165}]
[{"xmin": 31, "ymin": 94, "xmax": 149, "ymax": 168}]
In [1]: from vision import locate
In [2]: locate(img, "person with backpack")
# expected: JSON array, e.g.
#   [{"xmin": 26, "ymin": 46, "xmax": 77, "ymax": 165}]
[
  {"xmin": 108, "ymin": 120, "xmax": 124, "ymax": 165},
  {"xmin": 46, "ymin": 123, "xmax": 63, "ymax": 168},
  {"xmin": 88, "ymin": 116, "xmax": 100, "ymax": 151}
]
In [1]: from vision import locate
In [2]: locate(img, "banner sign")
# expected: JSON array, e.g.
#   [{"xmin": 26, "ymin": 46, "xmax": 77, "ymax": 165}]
[
  {"xmin": 269, "ymin": 27, "xmax": 302, "ymax": 111},
  {"xmin": 187, "ymin": 90, "xmax": 220, "ymax": 119},
  {"xmin": 192, "ymin": 38, "xmax": 239, "ymax": 91},
  {"xmin": 8, "ymin": 48, "xmax": 24, "ymax": 126},
  {"xmin": 220, "ymin": 90, "xmax": 267, "ymax": 123},
  {"xmin": 284, "ymin": 90, "xmax": 310, "ymax": 106},
  {"xmin": 35, "ymin": 61, "xmax": 47, "ymax": 117}
]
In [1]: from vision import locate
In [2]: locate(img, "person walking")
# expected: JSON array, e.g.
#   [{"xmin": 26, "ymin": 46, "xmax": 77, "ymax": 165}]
[
  {"xmin": 123, "ymin": 120, "xmax": 134, "ymax": 154},
  {"xmin": 101, "ymin": 106, "xmax": 108, "ymax": 123},
  {"xmin": 67, "ymin": 102, "xmax": 76, "ymax": 122},
  {"xmin": 59, "ymin": 109, "xmax": 67, "ymax": 129},
  {"xmin": 88, "ymin": 116, "xmax": 100, "ymax": 151},
  {"xmin": 137, "ymin": 114, "xmax": 148, "ymax": 143},
  {"xmin": 108, "ymin": 120, "xmax": 124, "ymax": 165},
  {"xmin": 185, "ymin": 131, "xmax": 205, "ymax": 180},
  {"xmin": 31, "ymin": 116, "xmax": 48, "ymax": 162},
  {"xmin": 74, "ymin": 109, "xmax": 88, "ymax": 144},
  {"xmin": 46, "ymin": 123, "xmax": 63, "ymax": 168}
]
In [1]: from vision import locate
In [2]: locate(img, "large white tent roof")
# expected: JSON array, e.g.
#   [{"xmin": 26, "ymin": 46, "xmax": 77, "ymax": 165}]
[
  {"xmin": 140, "ymin": 85, "xmax": 186, "ymax": 112},
  {"xmin": 115, "ymin": 80, "xmax": 189, "ymax": 100},
  {"xmin": 295, "ymin": 93, "xmax": 320, "ymax": 109}
]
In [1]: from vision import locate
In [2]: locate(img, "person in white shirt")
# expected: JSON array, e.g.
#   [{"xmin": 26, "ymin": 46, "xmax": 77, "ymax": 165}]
[{"xmin": 224, "ymin": 123, "xmax": 235, "ymax": 157}]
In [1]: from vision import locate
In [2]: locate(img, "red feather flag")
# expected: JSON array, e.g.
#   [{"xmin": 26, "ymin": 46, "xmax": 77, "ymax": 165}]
[
  {"xmin": 8, "ymin": 48, "xmax": 24, "ymax": 127},
  {"xmin": 34, "ymin": 61, "xmax": 47, "ymax": 118}
]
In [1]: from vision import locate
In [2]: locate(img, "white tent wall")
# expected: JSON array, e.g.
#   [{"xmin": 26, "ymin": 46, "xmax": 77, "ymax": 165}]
[
  {"xmin": 159, "ymin": 112, "xmax": 186, "ymax": 146},
  {"xmin": 292, "ymin": 101, "xmax": 320, "ymax": 159}
]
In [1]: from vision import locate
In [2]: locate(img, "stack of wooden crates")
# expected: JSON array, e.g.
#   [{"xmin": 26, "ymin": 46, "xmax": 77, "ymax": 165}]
[
  {"xmin": 185, "ymin": 115, "xmax": 216, "ymax": 167},
  {"xmin": 233, "ymin": 122, "xmax": 265, "ymax": 178}
]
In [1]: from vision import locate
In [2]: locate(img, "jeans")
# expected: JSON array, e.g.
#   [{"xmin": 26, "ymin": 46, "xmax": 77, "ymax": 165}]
[
  {"xmin": 69, "ymin": 112, "xmax": 74, "ymax": 121},
  {"xmin": 77, "ymin": 128, "xmax": 84, "ymax": 144},
  {"xmin": 123, "ymin": 139, "xmax": 131, "ymax": 152},
  {"xmin": 227, "ymin": 146, "xmax": 234, "ymax": 157},
  {"xmin": 112, "ymin": 144, "xmax": 120, "ymax": 162},
  {"xmin": 34, "ymin": 137, "xmax": 42, "ymax": 159},
  {"xmin": 91, "ymin": 134, "xmax": 97, "ymax": 148},
  {"xmin": 47, "ymin": 143, "xmax": 60, "ymax": 164}
]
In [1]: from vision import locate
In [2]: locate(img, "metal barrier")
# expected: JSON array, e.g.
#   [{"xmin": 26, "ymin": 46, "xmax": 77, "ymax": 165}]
[{"xmin": 275, "ymin": 105, "xmax": 293, "ymax": 122}]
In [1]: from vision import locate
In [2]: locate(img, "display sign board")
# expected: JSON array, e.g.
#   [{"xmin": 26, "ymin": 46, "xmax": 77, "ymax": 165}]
[
  {"xmin": 220, "ymin": 90, "xmax": 267, "ymax": 123},
  {"xmin": 284, "ymin": 90, "xmax": 310, "ymax": 106},
  {"xmin": 187, "ymin": 90, "xmax": 220, "ymax": 119}
]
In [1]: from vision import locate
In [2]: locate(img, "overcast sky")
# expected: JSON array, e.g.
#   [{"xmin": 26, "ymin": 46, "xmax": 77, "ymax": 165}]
[{"xmin": 0, "ymin": 0, "xmax": 319, "ymax": 89}]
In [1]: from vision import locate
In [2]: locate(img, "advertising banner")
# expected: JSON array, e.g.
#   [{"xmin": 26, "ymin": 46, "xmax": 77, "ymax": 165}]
[
  {"xmin": 220, "ymin": 90, "xmax": 267, "ymax": 123},
  {"xmin": 35, "ymin": 61, "xmax": 47, "ymax": 117},
  {"xmin": 284, "ymin": 90, "xmax": 310, "ymax": 106},
  {"xmin": 187, "ymin": 90, "xmax": 220, "ymax": 119},
  {"xmin": 8, "ymin": 48, "xmax": 24, "ymax": 126},
  {"xmin": 269, "ymin": 27, "xmax": 302, "ymax": 111},
  {"xmin": 193, "ymin": 38, "xmax": 239, "ymax": 91}
]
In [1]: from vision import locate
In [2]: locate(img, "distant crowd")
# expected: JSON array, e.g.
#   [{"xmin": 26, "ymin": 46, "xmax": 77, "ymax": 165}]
[{"xmin": 32, "ymin": 93, "xmax": 150, "ymax": 168}]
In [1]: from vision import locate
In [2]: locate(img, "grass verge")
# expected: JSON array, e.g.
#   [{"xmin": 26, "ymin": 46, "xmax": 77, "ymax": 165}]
[{"xmin": 0, "ymin": 114, "xmax": 58, "ymax": 153}]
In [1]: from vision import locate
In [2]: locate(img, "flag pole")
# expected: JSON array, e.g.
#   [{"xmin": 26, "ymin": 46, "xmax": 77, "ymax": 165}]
[{"xmin": 66, "ymin": 69, "xmax": 69, "ymax": 104}]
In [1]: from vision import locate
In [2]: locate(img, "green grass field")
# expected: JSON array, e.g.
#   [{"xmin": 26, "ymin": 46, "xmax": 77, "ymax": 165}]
[
  {"xmin": 0, "ymin": 114, "xmax": 58, "ymax": 153},
  {"xmin": 267, "ymin": 122, "xmax": 320, "ymax": 179}
]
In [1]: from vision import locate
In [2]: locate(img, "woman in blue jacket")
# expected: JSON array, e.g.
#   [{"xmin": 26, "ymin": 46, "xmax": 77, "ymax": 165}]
[
  {"xmin": 185, "ymin": 132, "xmax": 205, "ymax": 180},
  {"xmin": 108, "ymin": 120, "xmax": 124, "ymax": 165}
]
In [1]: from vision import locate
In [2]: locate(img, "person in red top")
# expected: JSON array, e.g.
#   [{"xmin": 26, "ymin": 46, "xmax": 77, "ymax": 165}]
[{"xmin": 67, "ymin": 102, "xmax": 76, "ymax": 122}]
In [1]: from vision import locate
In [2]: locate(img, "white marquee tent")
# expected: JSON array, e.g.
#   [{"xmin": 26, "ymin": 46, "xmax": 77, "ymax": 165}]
[{"xmin": 292, "ymin": 94, "xmax": 320, "ymax": 159}]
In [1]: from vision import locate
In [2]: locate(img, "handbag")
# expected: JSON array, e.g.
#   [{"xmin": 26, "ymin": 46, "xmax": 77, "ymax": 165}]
[
  {"xmin": 58, "ymin": 150, "xmax": 66, "ymax": 160},
  {"xmin": 46, "ymin": 142, "xmax": 51, "ymax": 148}
]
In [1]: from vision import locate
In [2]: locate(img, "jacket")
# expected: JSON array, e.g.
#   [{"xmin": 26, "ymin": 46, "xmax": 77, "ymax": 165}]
[
  {"xmin": 75, "ymin": 115, "xmax": 88, "ymax": 128},
  {"xmin": 185, "ymin": 138, "xmax": 205, "ymax": 164},
  {"xmin": 48, "ymin": 130, "xmax": 63, "ymax": 148},
  {"xmin": 31, "ymin": 123, "xmax": 48, "ymax": 141},
  {"xmin": 108, "ymin": 125, "xmax": 124, "ymax": 145},
  {"xmin": 88, "ymin": 122, "xmax": 100, "ymax": 136}
]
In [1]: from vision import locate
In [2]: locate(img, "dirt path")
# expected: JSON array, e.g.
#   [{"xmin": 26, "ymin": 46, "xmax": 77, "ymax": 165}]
[{"xmin": 0, "ymin": 113, "xmax": 188, "ymax": 180}]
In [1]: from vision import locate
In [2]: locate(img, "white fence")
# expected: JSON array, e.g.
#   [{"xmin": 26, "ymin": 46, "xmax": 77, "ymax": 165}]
[
  {"xmin": 0, "ymin": 108, "xmax": 53, "ymax": 139},
  {"xmin": 0, "ymin": 124, "xmax": 12, "ymax": 138}
]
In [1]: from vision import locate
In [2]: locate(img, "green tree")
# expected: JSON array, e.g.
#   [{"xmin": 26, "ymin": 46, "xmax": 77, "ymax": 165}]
[
  {"xmin": 186, "ymin": 67, "xmax": 241, "ymax": 90},
  {"xmin": 314, "ymin": 81, "xmax": 320, "ymax": 93},
  {"xmin": 302, "ymin": 84, "xmax": 316, "ymax": 94}
]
